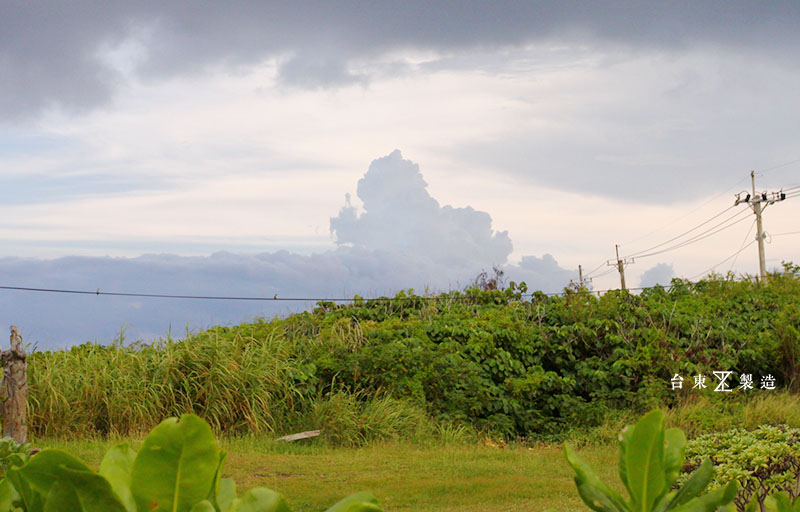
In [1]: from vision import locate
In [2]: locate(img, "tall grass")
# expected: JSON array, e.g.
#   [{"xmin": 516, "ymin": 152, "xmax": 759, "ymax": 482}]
[
  {"xmin": 28, "ymin": 325, "xmax": 293, "ymax": 437},
  {"xmin": 26, "ymin": 322, "xmax": 444, "ymax": 445}
]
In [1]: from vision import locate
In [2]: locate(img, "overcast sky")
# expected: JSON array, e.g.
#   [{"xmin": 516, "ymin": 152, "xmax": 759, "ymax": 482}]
[{"xmin": 2, "ymin": 1, "xmax": 799, "ymax": 347}]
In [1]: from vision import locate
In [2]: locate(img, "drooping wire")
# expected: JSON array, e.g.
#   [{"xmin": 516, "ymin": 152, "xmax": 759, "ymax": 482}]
[
  {"xmin": 627, "ymin": 208, "xmax": 751, "ymax": 259},
  {"xmin": 728, "ymin": 219, "xmax": 757, "ymax": 273},
  {"xmin": 758, "ymin": 157, "xmax": 800, "ymax": 175},
  {"xmin": 620, "ymin": 175, "xmax": 749, "ymax": 248},
  {"xmin": 622, "ymin": 204, "xmax": 739, "ymax": 259},
  {"xmin": 583, "ymin": 258, "xmax": 613, "ymax": 279},
  {"xmin": 688, "ymin": 239, "xmax": 758, "ymax": 281}
]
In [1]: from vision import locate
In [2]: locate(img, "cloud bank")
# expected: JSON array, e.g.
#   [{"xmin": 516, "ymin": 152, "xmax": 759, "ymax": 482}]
[
  {"xmin": 0, "ymin": 151, "xmax": 573, "ymax": 348},
  {"xmin": 3, "ymin": 2, "xmax": 800, "ymax": 120},
  {"xmin": 639, "ymin": 262, "xmax": 676, "ymax": 288}
]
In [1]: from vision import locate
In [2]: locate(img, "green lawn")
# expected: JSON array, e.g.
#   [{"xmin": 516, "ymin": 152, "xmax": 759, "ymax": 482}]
[{"xmin": 37, "ymin": 437, "xmax": 619, "ymax": 511}]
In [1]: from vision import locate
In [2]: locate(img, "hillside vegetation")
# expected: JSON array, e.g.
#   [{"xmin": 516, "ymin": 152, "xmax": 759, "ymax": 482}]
[{"xmin": 27, "ymin": 267, "xmax": 800, "ymax": 440}]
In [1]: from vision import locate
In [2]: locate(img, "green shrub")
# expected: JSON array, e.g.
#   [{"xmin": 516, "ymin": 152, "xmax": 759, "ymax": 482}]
[
  {"xmin": 24, "ymin": 271, "xmax": 800, "ymax": 440},
  {"xmin": 684, "ymin": 425, "xmax": 800, "ymax": 511}
]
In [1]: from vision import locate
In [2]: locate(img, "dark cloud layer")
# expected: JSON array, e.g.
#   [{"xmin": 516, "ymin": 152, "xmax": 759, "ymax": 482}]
[
  {"xmin": 0, "ymin": 151, "xmax": 572, "ymax": 348},
  {"xmin": 3, "ymin": 1, "xmax": 800, "ymax": 119}
]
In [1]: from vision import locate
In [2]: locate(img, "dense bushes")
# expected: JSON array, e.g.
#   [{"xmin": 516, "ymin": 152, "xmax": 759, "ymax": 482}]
[{"xmin": 26, "ymin": 271, "xmax": 800, "ymax": 440}]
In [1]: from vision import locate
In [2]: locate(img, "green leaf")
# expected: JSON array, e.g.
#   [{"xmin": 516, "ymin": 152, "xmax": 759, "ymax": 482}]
[
  {"xmin": 217, "ymin": 479, "xmax": 237, "ymax": 512},
  {"xmin": 575, "ymin": 482, "xmax": 626, "ymax": 512},
  {"xmin": 131, "ymin": 414, "xmax": 220, "ymax": 512},
  {"xmin": 768, "ymin": 492, "xmax": 800, "ymax": 512},
  {"xmin": 323, "ymin": 491, "xmax": 382, "ymax": 512},
  {"xmin": 624, "ymin": 410, "xmax": 666, "ymax": 512},
  {"xmin": 99, "ymin": 443, "xmax": 137, "ymax": 512},
  {"xmin": 15, "ymin": 450, "xmax": 92, "ymax": 495},
  {"xmin": 619, "ymin": 425, "xmax": 633, "ymax": 495},
  {"xmin": 564, "ymin": 445, "xmax": 628, "ymax": 512},
  {"xmin": 191, "ymin": 500, "xmax": 217, "ymax": 512},
  {"xmin": 42, "ymin": 479, "xmax": 80, "ymax": 512},
  {"xmin": 230, "ymin": 488, "xmax": 291, "ymax": 512},
  {"xmin": 671, "ymin": 481, "xmax": 737, "ymax": 512},
  {"xmin": 663, "ymin": 428, "xmax": 686, "ymax": 488},
  {"xmin": 666, "ymin": 459, "xmax": 713, "ymax": 510},
  {"xmin": 0, "ymin": 477, "xmax": 20, "ymax": 512},
  {"xmin": 6, "ymin": 466, "xmax": 43, "ymax": 512},
  {"xmin": 41, "ymin": 467, "xmax": 127, "ymax": 512}
]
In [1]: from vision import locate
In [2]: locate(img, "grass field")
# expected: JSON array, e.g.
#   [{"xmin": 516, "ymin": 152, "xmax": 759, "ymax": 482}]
[
  {"xmin": 33, "ymin": 394, "xmax": 800, "ymax": 511},
  {"xmin": 39, "ymin": 437, "xmax": 619, "ymax": 511}
]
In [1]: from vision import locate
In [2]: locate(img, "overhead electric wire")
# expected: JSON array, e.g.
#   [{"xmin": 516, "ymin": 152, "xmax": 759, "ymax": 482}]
[
  {"xmin": 0, "ymin": 285, "xmax": 336, "ymax": 302},
  {"xmin": 626, "ymin": 208, "xmax": 751, "ymax": 259},
  {"xmin": 620, "ymin": 175, "xmax": 750, "ymax": 248},
  {"xmin": 758, "ymin": 157, "xmax": 800, "ymax": 175},
  {"xmin": 728, "ymin": 219, "xmax": 757, "ymax": 273},
  {"xmin": 582, "ymin": 258, "xmax": 613, "ymax": 279},
  {"xmin": 622, "ymin": 204, "xmax": 738, "ymax": 259},
  {"xmin": 589, "ymin": 267, "xmax": 617, "ymax": 280},
  {"xmin": 688, "ymin": 239, "xmax": 758, "ymax": 281}
]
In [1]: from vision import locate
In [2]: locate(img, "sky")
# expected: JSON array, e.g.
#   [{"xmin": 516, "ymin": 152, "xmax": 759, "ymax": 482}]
[{"xmin": 2, "ymin": 1, "xmax": 799, "ymax": 348}]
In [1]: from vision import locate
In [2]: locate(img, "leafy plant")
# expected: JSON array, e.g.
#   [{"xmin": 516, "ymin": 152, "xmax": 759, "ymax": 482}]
[
  {"xmin": 0, "ymin": 437, "xmax": 30, "ymax": 477},
  {"xmin": 0, "ymin": 414, "xmax": 381, "ymax": 512},
  {"xmin": 684, "ymin": 425, "xmax": 800, "ymax": 511},
  {"xmin": 558, "ymin": 409, "xmax": 737, "ymax": 512}
]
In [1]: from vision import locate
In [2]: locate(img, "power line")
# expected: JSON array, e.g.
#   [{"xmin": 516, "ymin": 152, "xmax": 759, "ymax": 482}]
[
  {"xmin": 629, "ymin": 208, "xmax": 751, "ymax": 259},
  {"xmin": 0, "ymin": 285, "xmax": 331, "ymax": 302},
  {"xmin": 582, "ymin": 259, "xmax": 611, "ymax": 279},
  {"xmin": 758, "ymin": 157, "xmax": 800, "ymax": 174},
  {"xmin": 688, "ymin": 239, "xmax": 758, "ymax": 281},
  {"xmin": 0, "ymin": 278, "xmax": 758, "ymax": 304},
  {"xmin": 620, "ymin": 175, "xmax": 750, "ymax": 248},
  {"xmin": 622, "ymin": 204, "xmax": 738, "ymax": 259},
  {"xmin": 728, "ymin": 219, "xmax": 757, "ymax": 273},
  {"xmin": 589, "ymin": 267, "xmax": 617, "ymax": 279}
]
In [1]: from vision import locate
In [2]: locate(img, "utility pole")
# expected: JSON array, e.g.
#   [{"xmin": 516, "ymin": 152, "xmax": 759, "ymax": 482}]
[
  {"xmin": 734, "ymin": 171, "xmax": 788, "ymax": 282},
  {"xmin": 607, "ymin": 244, "xmax": 634, "ymax": 291},
  {"xmin": 752, "ymin": 170, "xmax": 767, "ymax": 281},
  {"xmin": 576, "ymin": 264, "xmax": 593, "ymax": 289}
]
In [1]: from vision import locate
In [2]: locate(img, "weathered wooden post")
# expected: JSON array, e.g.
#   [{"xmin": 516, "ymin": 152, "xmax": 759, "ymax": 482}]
[{"xmin": 2, "ymin": 326, "xmax": 27, "ymax": 443}]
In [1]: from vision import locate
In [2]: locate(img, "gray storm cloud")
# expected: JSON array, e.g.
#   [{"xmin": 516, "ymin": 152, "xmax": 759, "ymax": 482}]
[
  {"xmin": 3, "ymin": 1, "xmax": 800, "ymax": 119},
  {"xmin": 0, "ymin": 151, "xmax": 573, "ymax": 348}
]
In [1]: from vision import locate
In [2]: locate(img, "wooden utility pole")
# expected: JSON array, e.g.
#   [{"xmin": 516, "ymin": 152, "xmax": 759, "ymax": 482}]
[
  {"xmin": 734, "ymin": 171, "xmax": 787, "ymax": 282},
  {"xmin": 2, "ymin": 326, "xmax": 27, "ymax": 443},
  {"xmin": 607, "ymin": 244, "xmax": 634, "ymax": 291}
]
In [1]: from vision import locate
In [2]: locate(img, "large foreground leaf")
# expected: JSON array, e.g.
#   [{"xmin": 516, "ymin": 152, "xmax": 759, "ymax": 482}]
[
  {"xmin": 131, "ymin": 414, "xmax": 220, "ymax": 512},
  {"xmin": 99, "ymin": 443, "xmax": 137, "ymax": 512},
  {"xmin": 624, "ymin": 410, "xmax": 665, "ymax": 512}
]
